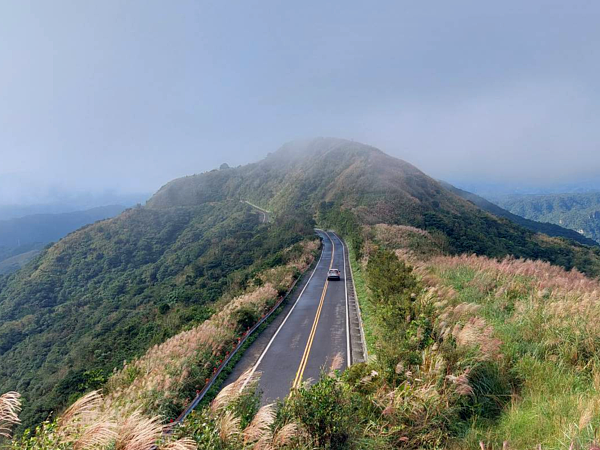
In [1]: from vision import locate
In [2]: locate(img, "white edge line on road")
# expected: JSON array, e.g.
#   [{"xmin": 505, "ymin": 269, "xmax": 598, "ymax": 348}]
[
  {"xmin": 239, "ymin": 230, "xmax": 327, "ymax": 392},
  {"xmin": 335, "ymin": 233, "xmax": 351, "ymax": 368}
]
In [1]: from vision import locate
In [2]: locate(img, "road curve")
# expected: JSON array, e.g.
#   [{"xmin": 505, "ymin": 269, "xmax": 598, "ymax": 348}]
[
  {"xmin": 224, "ymin": 230, "xmax": 349, "ymax": 403},
  {"xmin": 243, "ymin": 200, "xmax": 270, "ymax": 223}
]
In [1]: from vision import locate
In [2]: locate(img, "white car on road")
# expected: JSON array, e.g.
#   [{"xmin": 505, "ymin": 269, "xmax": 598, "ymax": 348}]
[{"xmin": 327, "ymin": 269, "xmax": 341, "ymax": 280}]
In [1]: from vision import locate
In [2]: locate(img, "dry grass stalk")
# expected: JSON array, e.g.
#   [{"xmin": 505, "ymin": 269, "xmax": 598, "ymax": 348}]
[
  {"xmin": 59, "ymin": 390, "xmax": 104, "ymax": 429},
  {"xmin": 453, "ymin": 317, "xmax": 502, "ymax": 360},
  {"xmin": 57, "ymin": 390, "xmax": 119, "ymax": 449},
  {"xmin": 212, "ymin": 369, "xmax": 259, "ymax": 413},
  {"xmin": 218, "ymin": 410, "xmax": 241, "ymax": 444},
  {"xmin": 243, "ymin": 404, "xmax": 275, "ymax": 444},
  {"xmin": 272, "ymin": 422, "xmax": 301, "ymax": 448},
  {"xmin": 329, "ymin": 352, "xmax": 344, "ymax": 375},
  {"xmin": 446, "ymin": 370, "xmax": 474, "ymax": 397},
  {"xmin": 52, "ymin": 390, "xmax": 196, "ymax": 450},
  {"xmin": 162, "ymin": 437, "xmax": 197, "ymax": 450},
  {"xmin": 0, "ymin": 392, "xmax": 21, "ymax": 438},
  {"xmin": 114, "ymin": 411, "xmax": 163, "ymax": 450},
  {"xmin": 72, "ymin": 421, "xmax": 118, "ymax": 449}
]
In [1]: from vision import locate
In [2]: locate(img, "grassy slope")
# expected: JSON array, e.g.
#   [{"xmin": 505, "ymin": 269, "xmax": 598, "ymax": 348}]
[
  {"xmin": 426, "ymin": 255, "xmax": 600, "ymax": 449},
  {"xmin": 352, "ymin": 224, "xmax": 600, "ymax": 449}
]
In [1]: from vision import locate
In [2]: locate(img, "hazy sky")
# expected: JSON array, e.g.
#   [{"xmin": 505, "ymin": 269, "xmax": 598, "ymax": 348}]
[{"xmin": 1, "ymin": 1, "xmax": 599, "ymax": 202}]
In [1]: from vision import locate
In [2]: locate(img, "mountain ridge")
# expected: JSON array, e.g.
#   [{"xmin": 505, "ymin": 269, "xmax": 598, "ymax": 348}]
[
  {"xmin": 440, "ymin": 181, "xmax": 599, "ymax": 247},
  {"xmin": 489, "ymin": 192, "xmax": 600, "ymax": 244},
  {"xmin": 2, "ymin": 137, "xmax": 600, "ymax": 430},
  {"xmin": 149, "ymin": 137, "xmax": 600, "ymax": 274}
]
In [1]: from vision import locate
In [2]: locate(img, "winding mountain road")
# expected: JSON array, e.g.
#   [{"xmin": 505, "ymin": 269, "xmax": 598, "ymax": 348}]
[
  {"xmin": 225, "ymin": 230, "xmax": 354, "ymax": 403},
  {"xmin": 242, "ymin": 200, "xmax": 270, "ymax": 223}
]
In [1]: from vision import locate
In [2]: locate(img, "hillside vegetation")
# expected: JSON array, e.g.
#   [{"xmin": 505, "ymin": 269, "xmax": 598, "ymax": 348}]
[
  {"xmin": 490, "ymin": 192, "xmax": 600, "ymax": 244},
  {"xmin": 0, "ymin": 205, "xmax": 127, "ymax": 275},
  {"xmin": 151, "ymin": 138, "xmax": 600, "ymax": 277},
  {"xmin": 3, "ymin": 138, "xmax": 600, "ymax": 449},
  {"xmin": 8, "ymin": 239, "xmax": 318, "ymax": 449},
  {"xmin": 441, "ymin": 182, "xmax": 599, "ymax": 247},
  {"xmin": 0, "ymin": 200, "xmax": 313, "ymax": 429}
]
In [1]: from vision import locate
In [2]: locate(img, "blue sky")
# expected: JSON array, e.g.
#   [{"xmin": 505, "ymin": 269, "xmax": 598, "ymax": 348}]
[{"xmin": 1, "ymin": 1, "xmax": 599, "ymax": 201}]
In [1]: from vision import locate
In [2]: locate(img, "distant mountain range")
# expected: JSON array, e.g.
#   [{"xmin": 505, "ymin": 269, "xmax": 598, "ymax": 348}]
[
  {"xmin": 0, "ymin": 205, "xmax": 127, "ymax": 274},
  {"xmin": 488, "ymin": 192, "xmax": 600, "ymax": 245},
  {"xmin": 440, "ymin": 182, "xmax": 599, "ymax": 247},
  {"xmin": 451, "ymin": 178, "xmax": 600, "ymax": 197},
  {"xmin": 0, "ymin": 192, "xmax": 149, "ymax": 221}
]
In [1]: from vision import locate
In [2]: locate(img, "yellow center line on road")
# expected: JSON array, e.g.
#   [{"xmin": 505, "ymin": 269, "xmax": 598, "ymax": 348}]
[{"xmin": 292, "ymin": 231, "xmax": 335, "ymax": 390}]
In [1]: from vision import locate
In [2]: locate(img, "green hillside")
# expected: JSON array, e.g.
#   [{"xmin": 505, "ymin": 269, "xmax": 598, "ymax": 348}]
[
  {"xmin": 490, "ymin": 192, "xmax": 600, "ymax": 244},
  {"xmin": 0, "ymin": 201, "xmax": 313, "ymax": 428},
  {"xmin": 153, "ymin": 138, "xmax": 600, "ymax": 276},
  {"xmin": 440, "ymin": 182, "xmax": 599, "ymax": 247},
  {"xmin": 0, "ymin": 205, "xmax": 127, "ymax": 274},
  {"xmin": 3, "ymin": 137, "xmax": 600, "ymax": 439}
]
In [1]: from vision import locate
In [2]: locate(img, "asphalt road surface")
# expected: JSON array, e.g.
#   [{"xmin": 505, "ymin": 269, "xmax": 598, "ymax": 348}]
[{"xmin": 224, "ymin": 230, "xmax": 349, "ymax": 404}]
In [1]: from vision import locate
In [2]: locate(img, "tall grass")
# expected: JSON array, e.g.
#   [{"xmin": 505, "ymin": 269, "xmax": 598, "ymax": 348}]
[
  {"xmin": 418, "ymin": 254, "xmax": 600, "ymax": 449},
  {"xmin": 106, "ymin": 240, "xmax": 318, "ymax": 418},
  {"xmin": 7, "ymin": 239, "xmax": 318, "ymax": 450},
  {"xmin": 0, "ymin": 392, "xmax": 21, "ymax": 439},
  {"xmin": 344, "ymin": 224, "xmax": 600, "ymax": 448}
]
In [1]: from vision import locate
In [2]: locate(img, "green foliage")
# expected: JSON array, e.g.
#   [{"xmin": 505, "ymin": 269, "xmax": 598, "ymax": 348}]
[
  {"xmin": 441, "ymin": 181, "xmax": 599, "ymax": 247},
  {"xmin": 281, "ymin": 376, "xmax": 356, "ymax": 449},
  {"xmin": 10, "ymin": 421, "xmax": 67, "ymax": 450},
  {"xmin": 461, "ymin": 360, "xmax": 512, "ymax": 420},
  {"xmin": 366, "ymin": 249, "xmax": 422, "ymax": 376},
  {"xmin": 493, "ymin": 192, "xmax": 600, "ymax": 244},
  {"xmin": 317, "ymin": 202, "xmax": 364, "ymax": 259},
  {"xmin": 181, "ymin": 386, "xmax": 262, "ymax": 450},
  {"xmin": 0, "ymin": 200, "xmax": 313, "ymax": 430},
  {"xmin": 232, "ymin": 306, "xmax": 259, "ymax": 332}
]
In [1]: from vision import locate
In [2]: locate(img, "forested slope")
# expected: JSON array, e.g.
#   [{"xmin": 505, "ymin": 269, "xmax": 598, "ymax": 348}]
[
  {"xmin": 0, "ymin": 200, "xmax": 313, "ymax": 428},
  {"xmin": 440, "ymin": 181, "xmax": 599, "ymax": 247},
  {"xmin": 3, "ymin": 137, "xmax": 600, "ymax": 437},
  {"xmin": 152, "ymin": 138, "xmax": 600, "ymax": 277},
  {"xmin": 490, "ymin": 192, "xmax": 600, "ymax": 244}
]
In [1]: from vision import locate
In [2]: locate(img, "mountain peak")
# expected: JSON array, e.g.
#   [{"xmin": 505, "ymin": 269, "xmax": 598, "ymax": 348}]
[
  {"xmin": 269, "ymin": 137, "xmax": 382, "ymax": 160},
  {"xmin": 146, "ymin": 138, "xmax": 438, "ymax": 215}
]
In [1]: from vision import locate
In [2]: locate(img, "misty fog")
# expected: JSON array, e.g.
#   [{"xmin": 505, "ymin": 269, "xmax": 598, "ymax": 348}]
[{"xmin": 1, "ymin": 1, "xmax": 599, "ymax": 205}]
